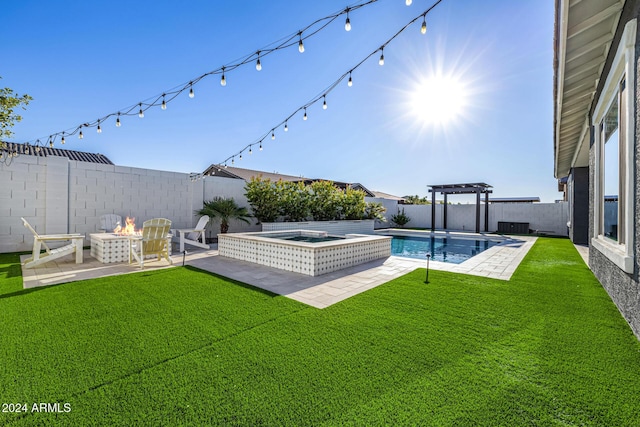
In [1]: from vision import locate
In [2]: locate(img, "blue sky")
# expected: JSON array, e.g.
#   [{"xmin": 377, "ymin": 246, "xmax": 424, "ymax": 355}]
[{"xmin": 3, "ymin": 0, "xmax": 557, "ymax": 201}]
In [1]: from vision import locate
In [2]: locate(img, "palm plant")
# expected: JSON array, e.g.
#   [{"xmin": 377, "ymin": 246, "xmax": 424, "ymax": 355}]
[{"xmin": 196, "ymin": 197, "xmax": 251, "ymax": 234}]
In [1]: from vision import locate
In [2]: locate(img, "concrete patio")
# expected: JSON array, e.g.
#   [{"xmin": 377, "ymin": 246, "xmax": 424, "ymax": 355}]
[{"xmin": 21, "ymin": 235, "xmax": 540, "ymax": 309}]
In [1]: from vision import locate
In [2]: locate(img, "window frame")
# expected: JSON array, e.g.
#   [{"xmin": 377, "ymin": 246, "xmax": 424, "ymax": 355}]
[{"xmin": 591, "ymin": 19, "xmax": 636, "ymax": 274}]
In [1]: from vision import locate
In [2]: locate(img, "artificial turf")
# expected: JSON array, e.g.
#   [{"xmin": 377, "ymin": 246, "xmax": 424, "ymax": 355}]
[{"xmin": 1, "ymin": 238, "xmax": 639, "ymax": 426}]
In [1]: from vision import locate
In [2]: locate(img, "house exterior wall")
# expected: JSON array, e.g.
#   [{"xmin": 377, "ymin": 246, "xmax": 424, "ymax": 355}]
[
  {"xmin": 587, "ymin": 1, "xmax": 640, "ymax": 339},
  {"xmin": 568, "ymin": 167, "xmax": 589, "ymax": 244}
]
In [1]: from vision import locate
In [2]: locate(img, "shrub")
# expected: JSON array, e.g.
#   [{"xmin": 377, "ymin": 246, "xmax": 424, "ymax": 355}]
[
  {"xmin": 309, "ymin": 181, "xmax": 342, "ymax": 221},
  {"xmin": 244, "ymin": 176, "xmax": 280, "ymax": 223},
  {"xmin": 277, "ymin": 180, "xmax": 311, "ymax": 222},
  {"xmin": 390, "ymin": 208, "xmax": 411, "ymax": 228},
  {"xmin": 341, "ymin": 187, "xmax": 367, "ymax": 220},
  {"xmin": 364, "ymin": 202, "xmax": 387, "ymax": 222}
]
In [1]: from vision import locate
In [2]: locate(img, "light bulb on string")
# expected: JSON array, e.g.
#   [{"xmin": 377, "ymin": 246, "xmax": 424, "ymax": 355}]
[
  {"xmin": 116, "ymin": 113, "xmax": 121, "ymax": 127},
  {"xmin": 348, "ymin": 72, "xmax": 353, "ymax": 87},
  {"xmin": 221, "ymin": 67, "xmax": 227, "ymax": 86},
  {"xmin": 138, "ymin": 104, "xmax": 144, "ymax": 118},
  {"xmin": 406, "ymin": 0, "xmax": 412, "ymax": 5},
  {"xmin": 421, "ymin": 16, "xmax": 427, "ymax": 34},
  {"xmin": 379, "ymin": 48, "xmax": 385, "ymax": 65},
  {"xmin": 345, "ymin": 10, "xmax": 351, "ymax": 31},
  {"xmin": 249, "ymin": 146, "xmax": 253, "ymax": 155},
  {"xmin": 97, "ymin": 121, "xmax": 102, "ymax": 133},
  {"xmin": 323, "ymin": 96, "xmax": 327, "ymax": 110},
  {"xmin": 298, "ymin": 33, "xmax": 305, "ymax": 53},
  {"xmin": 189, "ymin": 83, "xmax": 195, "ymax": 98},
  {"xmin": 259, "ymin": 142, "xmax": 263, "ymax": 151},
  {"xmin": 79, "ymin": 129, "xmax": 83, "ymax": 139},
  {"xmin": 239, "ymin": 153, "xmax": 242, "ymax": 160},
  {"xmin": 284, "ymin": 122, "xmax": 288, "ymax": 132},
  {"xmin": 61, "ymin": 133, "xmax": 65, "ymax": 144},
  {"xmin": 303, "ymin": 108, "xmax": 308, "ymax": 120},
  {"xmin": 161, "ymin": 95, "xmax": 167, "ymax": 110},
  {"xmin": 231, "ymin": 157, "xmax": 235, "ymax": 165},
  {"xmin": 256, "ymin": 51, "xmax": 262, "ymax": 71},
  {"xmin": 49, "ymin": 138, "xmax": 53, "ymax": 148},
  {"xmin": 271, "ymin": 130, "xmax": 275, "ymax": 140}
]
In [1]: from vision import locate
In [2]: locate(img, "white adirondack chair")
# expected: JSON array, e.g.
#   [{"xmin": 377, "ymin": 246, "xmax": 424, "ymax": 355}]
[
  {"xmin": 129, "ymin": 218, "xmax": 173, "ymax": 268},
  {"xmin": 21, "ymin": 217, "xmax": 84, "ymax": 268},
  {"xmin": 99, "ymin": 214, "xmax": 122, "ymax": 232},
  {"xmin": 173, "ymin": 215, "xmax": 210, "ymax": 252}
]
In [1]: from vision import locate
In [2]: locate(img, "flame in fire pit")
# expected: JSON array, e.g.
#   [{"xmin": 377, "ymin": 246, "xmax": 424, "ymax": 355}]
[{"xmin": 113, "ymin": 217, "xmax": 140, "ymax": 236}]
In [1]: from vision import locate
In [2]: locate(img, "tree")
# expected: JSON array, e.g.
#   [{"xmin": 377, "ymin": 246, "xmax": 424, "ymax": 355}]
[
  {"xmin": 309, "ymin": 181, "xmax": 342, "ymax": 220},
  {"xmin": 277, "ymin": 180, "xmax": 311, "ymax": 222},
  {"xmin": 244, "ymin": 176, "xmax": 280, "ymax": 223},
  {"xmin": 1, "ymin": 78, "xmax": 32, "ymax": 140},
  {"xmin": 196, "ymin": 197, "xmax": 251, "ymax": 234},
  {"xmin": 340, "ymin": 187, "xmax": 367, "ymax": 220}
]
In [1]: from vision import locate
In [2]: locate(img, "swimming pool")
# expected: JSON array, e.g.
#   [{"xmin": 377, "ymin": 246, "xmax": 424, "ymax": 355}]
[{"xmin": 389, "ymin": 234, "xmax": 501, "ymax": 264}]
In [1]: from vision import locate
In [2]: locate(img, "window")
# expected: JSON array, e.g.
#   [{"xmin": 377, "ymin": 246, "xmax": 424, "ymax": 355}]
[
  {"xmin": 602, "ymin": 88, "xmax": 620, "ymax": 242},
  {"xmin": 591, "ymin": 19, "xmax": 635, "ymax": 274}
]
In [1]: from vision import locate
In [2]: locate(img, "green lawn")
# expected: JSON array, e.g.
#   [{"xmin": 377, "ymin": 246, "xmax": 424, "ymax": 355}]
[{"xmin": 1, "ymin": 238, "xmax": 639, "ymax": 426}]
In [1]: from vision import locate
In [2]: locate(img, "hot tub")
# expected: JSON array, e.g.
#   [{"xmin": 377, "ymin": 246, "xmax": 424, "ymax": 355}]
[{"xmin": 218, "ymin": 230, "xmax": 391, "ymax": 276}]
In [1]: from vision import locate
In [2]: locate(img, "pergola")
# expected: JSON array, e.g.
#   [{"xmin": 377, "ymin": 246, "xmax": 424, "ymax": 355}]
[{"xmin": 428, "ymin": 183, "xmax": 493, "ymax": 233}]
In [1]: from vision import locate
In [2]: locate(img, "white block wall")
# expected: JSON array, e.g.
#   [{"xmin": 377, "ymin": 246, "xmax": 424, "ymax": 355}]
[
  {"xmin": 0, "ymin": 156, "xmax": 256, "ymax": 253},
  {"xmin": 372, "ymin": 201, "xmax": 569, "ymax": 236}
]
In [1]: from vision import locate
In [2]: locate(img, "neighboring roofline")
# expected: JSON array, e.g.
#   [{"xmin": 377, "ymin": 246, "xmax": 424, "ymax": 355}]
[{"xmin": 5, "ymin": 142, "xmax": 114, "ymax": 165}]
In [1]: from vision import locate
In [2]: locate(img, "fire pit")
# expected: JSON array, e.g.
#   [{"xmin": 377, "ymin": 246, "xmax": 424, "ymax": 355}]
[{"xmin": 90, "ymin": 217, "xmax": 172, "ymax": 264}]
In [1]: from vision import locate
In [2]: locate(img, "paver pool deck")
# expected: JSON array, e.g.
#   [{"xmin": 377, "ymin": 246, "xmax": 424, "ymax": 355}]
[{"xmin": 21, "ymin": 235, "xmax": 540, "ymax": 309}]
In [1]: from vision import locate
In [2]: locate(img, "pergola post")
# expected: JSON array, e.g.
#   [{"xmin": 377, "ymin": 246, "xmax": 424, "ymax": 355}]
[
  {"xmin": 443, "ymin": 193, "xmax": 448, "ymax": 229},
  {"xmin": 475, "ymin": 189, "xmax": 481, "ymax": 233},
  {"xmin": 431, "ymin": 189, "xmax": 436, "ymax": 231},
  {"xmin": 484, "ymin": 191, "xmax": 489, "ymax": 232}
]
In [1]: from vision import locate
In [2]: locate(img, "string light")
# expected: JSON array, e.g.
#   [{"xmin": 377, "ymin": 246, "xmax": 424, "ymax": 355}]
[
  {"xmin": 323, "ymin": 96, "xmax": 328, "ymax": 110},
  {"xmin": 97, "ymin": 121, "xmax": 102, "ymax": 133},
  {"xmin": 406, "ymin": 0, "xmax": 412, "ymax": 5},
  {"xmin": 116, "ymin": 113, "xmax": 121, "ymax": 127},
  {"xmin": 213, "ymin": 0, "xmax": 445, "ymax": 169},
  {"xmin": 259, "ymin": 142, "xmax": 263, "ymax": 151},
  {"xmin": 61, "ymin": 133, "xmax": 65, "ymax": 144},
  {"xmin": 284, "ymin": 122, "xmax": 288, "ymax": 132},
  {"xmin": 421, "ymin": 15, "xmax": 427, "ymax": 34},
  {"xmin": 221, "ymin": 67, "xmax": 227, "ymax": 86},
  {"xmin": 49, "ymin": 138, "xmax": 53, "ymax": 148},
  {"xmin": 345, "ymin": 9, "xmax": 351, "ymax": 31},
  {"xmin": 256, "ymin": 51, "xmax": 262, "ymax": 71},
  {"xmin": 13, "ymin": 0, "xmax": 445, "ymax": 167},
  {"xmin": 161, "ymin": 95, "xmax": 167, "ymax": 110},
  {"xmin": 239, "ymin": 153, "xmax": 242, "ymax": 160},
  {"xmin": 11, "ymin": 0, "xmax": 392, "ymax": 152},
  {"xmin": 271, "ymin": 130, "xmax": 275, "ymax": 140},
  {"xmin": 298, "ymin": 33, "xmax": 305, "ymax": 53},
  {"xmin": 249, "ymin": 146, "xmax": 253, "ymax": 154},
  {"xmin": 79, "ymin": 129, "xmax": 83, "ymax": 139}
]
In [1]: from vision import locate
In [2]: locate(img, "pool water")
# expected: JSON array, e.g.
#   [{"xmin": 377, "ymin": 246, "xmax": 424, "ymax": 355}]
[{"xmin": 391, "ymin": 235, "xmax": 500, "ymax": 264}]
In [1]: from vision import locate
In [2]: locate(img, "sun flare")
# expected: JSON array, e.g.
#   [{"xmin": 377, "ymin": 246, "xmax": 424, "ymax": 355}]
[{"xmin": 410, "ymin": 75, "xmax": 468, "ymax": 125}]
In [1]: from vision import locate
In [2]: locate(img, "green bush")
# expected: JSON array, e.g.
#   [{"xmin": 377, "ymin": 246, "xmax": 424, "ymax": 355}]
[
  {"xmin": 364, "ymin": 202, "xmax": 387, "ymax": 222},
  {"xmin": 277, "ymin": 180, "xmax": 311, "ymax": 222},
  {"xmin": 245, "ymin": 176, "xmax": 280, "ymax": 223},
  {"xmin": 390, "ymin": 208, "xmax": 411, "ymax": 228}
]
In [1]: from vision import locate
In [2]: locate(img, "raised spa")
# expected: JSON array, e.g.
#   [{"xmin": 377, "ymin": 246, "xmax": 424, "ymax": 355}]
[{"xmin": 218, "ymin": 230, "xmax": 391, "ymax": 276}]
